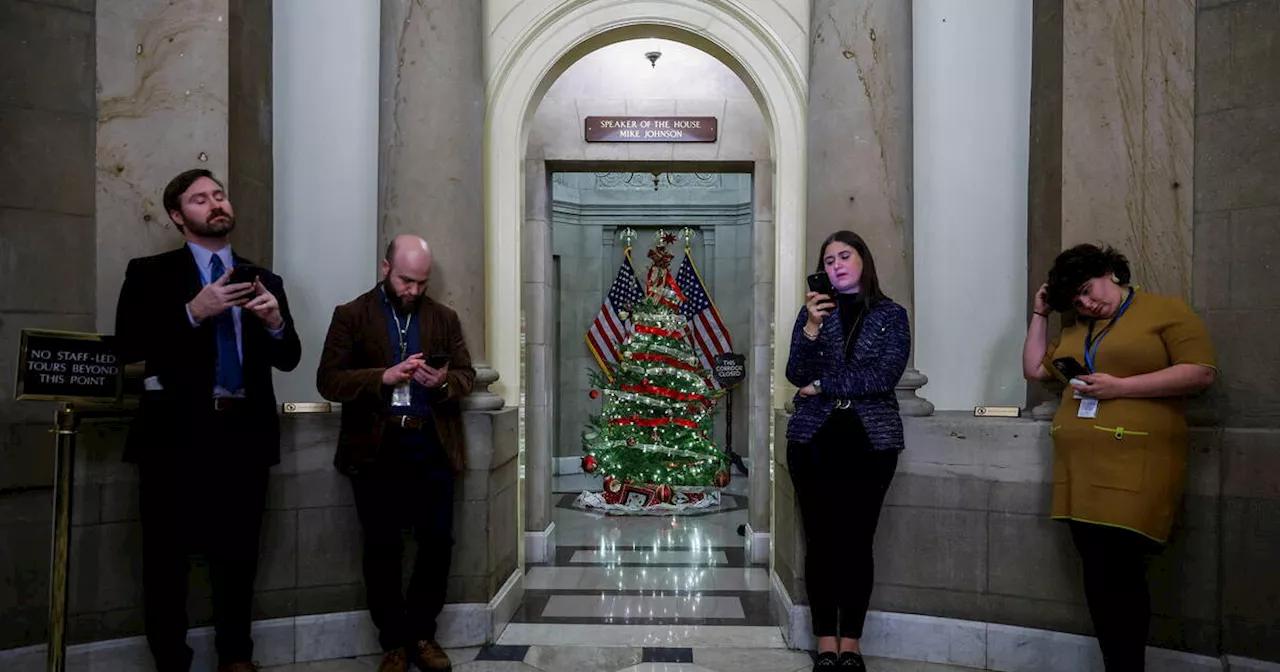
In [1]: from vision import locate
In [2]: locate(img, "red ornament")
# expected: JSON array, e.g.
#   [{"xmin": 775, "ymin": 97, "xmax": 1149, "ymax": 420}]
[
  {"xmin": 655, "ymin": 484, "xmax": 673, "ymax": 503},
  {"xmin": 626, "ymin": 436, "xmax": 637, "ymax": 446},
  {"xmin": 589, "ymin": 389, "xmax": 600, "ymax": 400},
  {"xmin": 714, "ymin": 470, "xmax": 730, "ymax": 487},
  {"xmin": 581, "ymin": 455, "xmax": 597, "ymax": 473}
]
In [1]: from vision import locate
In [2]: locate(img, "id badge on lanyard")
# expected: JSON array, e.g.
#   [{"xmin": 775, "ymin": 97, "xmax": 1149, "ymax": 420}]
[
  {"xmin": 391, "ymin": 310, "xmax": 414, "ymax": 408},
  {"xmin": 1077, "ymin": 289, "xmax": 1134, "ymax": 419}
]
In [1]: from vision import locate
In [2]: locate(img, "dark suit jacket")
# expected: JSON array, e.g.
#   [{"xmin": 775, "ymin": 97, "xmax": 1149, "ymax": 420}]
[
  {"xmin": 114, "ymin": 246, "xmax": 302, "ymax": 466},
  {"xmin": 316, "ymin": 287, "xmax": 476, "ymax": 475}
]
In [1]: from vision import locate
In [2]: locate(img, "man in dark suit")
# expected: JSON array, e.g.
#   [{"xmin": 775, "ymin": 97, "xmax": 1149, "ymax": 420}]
[
  {"xmin": 114, "ymin": 169, "xmax": 301, "ymax": 672},
  {"xmin": 316, "ymin": 235, "xmax": 474, "ymax": 672}
]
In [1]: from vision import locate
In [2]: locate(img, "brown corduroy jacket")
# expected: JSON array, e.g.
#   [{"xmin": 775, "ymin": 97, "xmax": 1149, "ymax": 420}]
[{"xmin": 316, "ymin": 287, "xmax": 475, "ymax": 475}]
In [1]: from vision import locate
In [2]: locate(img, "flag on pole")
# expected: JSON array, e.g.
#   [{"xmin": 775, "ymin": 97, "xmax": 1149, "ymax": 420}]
[
  {"xmin": 585, "ymin": 248, "xmax": 645, "ymax": 380},
  {"xmin": 675, "ymin": 249, "xmax": 733, "ymax": 390}
]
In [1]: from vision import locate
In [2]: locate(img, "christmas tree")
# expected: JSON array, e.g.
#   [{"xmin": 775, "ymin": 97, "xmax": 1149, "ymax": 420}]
[{"xmin": 578, "ymin": 230, "xmax": 730, "ymax": 512}]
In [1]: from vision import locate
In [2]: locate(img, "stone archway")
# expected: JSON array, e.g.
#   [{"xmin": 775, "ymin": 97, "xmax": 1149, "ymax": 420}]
[{"xmin": 483, "ymin": 0, "xmax": 808, "ymax": 571}]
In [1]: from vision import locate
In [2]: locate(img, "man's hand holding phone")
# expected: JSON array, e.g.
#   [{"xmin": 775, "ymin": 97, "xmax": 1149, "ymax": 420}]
[
  {"xmin": 188, "ymin": 267, "xmax": 255, "ymax": 324},
  {"xmin": 414, "ymin": 353, "xmax": 450, "ymax": 389},
  {"xmin": 382, "ymin": 353, "xmax": 423, "ymax": 386}
]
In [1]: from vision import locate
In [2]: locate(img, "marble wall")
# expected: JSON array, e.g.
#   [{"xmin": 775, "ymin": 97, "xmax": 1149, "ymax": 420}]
[
  {"xmin": 377, "ymin": 0, "xmax": 487, "ymax": 374},
  {"xmin": 95, "ymin": 0, "xmax": 274, "ymax": 334},
  {"xmin": 0, "ymin": 0, "xmax": 97, "ymax": 460},
  {"xmin": 1194, "ymin": 0, "xmax": 1280, "ymax": 662},
  {"xmin": 773, "ymin": 412, "xmax": 1226, "ymax": 658},
  {"xmin": 0, "ymin": 0, "xmax": 97, "ymax": 644},
  {"xmin": 1062, "ymin": 0, "xmax": 1196, "ymax": 299},
  {"xmin": 0, "ymin": 412, "xmax": 519, "ymax": 650}
]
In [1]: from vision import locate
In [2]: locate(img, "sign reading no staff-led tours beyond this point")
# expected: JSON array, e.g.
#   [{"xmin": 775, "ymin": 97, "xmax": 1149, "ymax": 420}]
[
  {"xmin": 585, "ymin": 116, "xmax": 718, "ymax": 143},
  {"xmin": 14, "ymin": 329, "xmax": 123, "ymax": 403}
]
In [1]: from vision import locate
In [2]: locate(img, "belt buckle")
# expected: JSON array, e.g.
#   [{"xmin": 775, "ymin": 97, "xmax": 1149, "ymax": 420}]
[{"xmin": 835, "ymin": 399, "xmax": 852, "ymax": 410}]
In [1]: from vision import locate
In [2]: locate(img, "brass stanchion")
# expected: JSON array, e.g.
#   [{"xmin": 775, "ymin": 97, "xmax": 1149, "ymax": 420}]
[{"xmin": 47, "ymin": 404, "xmax": 79, "ymax": 672}]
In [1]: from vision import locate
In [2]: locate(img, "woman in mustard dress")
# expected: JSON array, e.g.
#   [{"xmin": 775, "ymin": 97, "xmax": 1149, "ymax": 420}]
[{"xmin": 1021, "ymin": 244, "xmax": 1216, "ymax": 672}]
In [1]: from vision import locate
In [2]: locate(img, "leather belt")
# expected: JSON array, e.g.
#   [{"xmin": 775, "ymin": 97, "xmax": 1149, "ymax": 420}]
[
  {"xmin": 388, "ymin": 415, "xmax": 430, "ymax": 430},
  {"xmin": 212, "ymin": 397, "xmax": 247, "ymax": 411}
]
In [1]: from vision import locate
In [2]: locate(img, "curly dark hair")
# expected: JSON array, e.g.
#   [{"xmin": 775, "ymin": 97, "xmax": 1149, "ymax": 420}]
[{"xmin": 1045, "ymin": 244, "xmax": 1131, "ymax": 313}]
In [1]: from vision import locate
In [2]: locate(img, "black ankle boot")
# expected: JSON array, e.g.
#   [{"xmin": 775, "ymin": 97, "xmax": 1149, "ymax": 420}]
[
  {"xmin": 838, "ymin": 651, "xmax": 866, "ymax": 670},
  {"xmin": 813, "ymin": 651, "xmax": 839, "ymax": 669}
]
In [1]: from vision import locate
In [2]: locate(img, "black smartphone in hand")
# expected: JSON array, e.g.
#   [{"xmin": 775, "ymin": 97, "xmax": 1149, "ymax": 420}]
[
  {"xmin": 427, "ymin": 353, "xmax": 450, "ymax": 368},
  {"xmin": 806, "ymin": 272, "xmax": 834, "ymax": 296},
  {"xmin": 228, "ymin": 264, "xmax": 260, "ymax": 286},
  {"xmin": 1052, "ymin": 357, "xmax": 1090, "ymax": 382}
]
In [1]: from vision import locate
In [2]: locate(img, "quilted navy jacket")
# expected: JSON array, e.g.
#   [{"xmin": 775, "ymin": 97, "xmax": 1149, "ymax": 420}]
[{"xmin": 784, "ymin": 298, "xmax": 910, "ymax": 450}]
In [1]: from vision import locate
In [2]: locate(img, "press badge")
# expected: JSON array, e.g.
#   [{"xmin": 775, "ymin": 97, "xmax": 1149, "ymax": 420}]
[
  {"xmin": 1077, "ymin": 397, "xmax": 1099, "ymax": 419},
  {"xmin": 392, "ymin": 382, "xmax": 412, "ymax": 407}
]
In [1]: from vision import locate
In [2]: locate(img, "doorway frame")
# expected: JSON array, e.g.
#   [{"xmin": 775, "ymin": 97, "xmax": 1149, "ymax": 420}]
[{"xmin": 484, "ymin": 0, "xmax": 809, "ymax": 571}]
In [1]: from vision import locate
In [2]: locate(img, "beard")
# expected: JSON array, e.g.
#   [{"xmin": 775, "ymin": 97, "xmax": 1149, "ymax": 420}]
[
  {"xmin": 184, "ymin": 209, "xmax": 236, "ymax": 238},
  {"xmin": 382, "ymin": 279, "xmax": 421, "ymax": 314}
]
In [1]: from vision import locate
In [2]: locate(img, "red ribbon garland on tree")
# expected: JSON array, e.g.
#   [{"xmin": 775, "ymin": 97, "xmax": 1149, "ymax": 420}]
[
  {"xmin": 635, "ymin": 324, "xmax": 686, "ymax": 340},
  {"xmin": 609, "ymin": 415, "xmax": 698, "ymax": 429},
  {"xmin": 630, "ymin": 352, "xmax": 700, "ymax": 372},
  {"xmin": 621, "ymin": 382, "xmax": 708, "ymax": 403}
]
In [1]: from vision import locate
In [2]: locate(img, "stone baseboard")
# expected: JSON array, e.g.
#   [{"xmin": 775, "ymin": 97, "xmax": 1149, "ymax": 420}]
[
  {"xmin": 770, "ymin": 570, "xmax": 1278, "ymax": 671},
  {"xmin": 0, "ymin": 570, "xmax": 523, "ymax": 672},
  {"xmin": 743, "ymin": 524, "xmax": 770, "ymax": 565},
  {"xmin": 524, "ymin": 522, "xmax": 557, "ymax": 564}
]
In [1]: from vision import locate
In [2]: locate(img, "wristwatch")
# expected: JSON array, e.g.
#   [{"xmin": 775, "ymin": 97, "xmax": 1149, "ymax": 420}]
[{"xmin": 812, "ymin": 379, "xmax": 822, "ymax": 394}]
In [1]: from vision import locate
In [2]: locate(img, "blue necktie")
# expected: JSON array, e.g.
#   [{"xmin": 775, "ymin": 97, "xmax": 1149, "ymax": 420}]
[{"xmin": 208, "ymin": 255, "xmax": 243, "ymax": 393}]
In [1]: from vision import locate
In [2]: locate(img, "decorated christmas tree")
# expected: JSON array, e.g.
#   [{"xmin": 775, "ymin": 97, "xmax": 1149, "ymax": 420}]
[{"xmin": 576, "ymin": 230, "xmax": 730, "ymax": 513}]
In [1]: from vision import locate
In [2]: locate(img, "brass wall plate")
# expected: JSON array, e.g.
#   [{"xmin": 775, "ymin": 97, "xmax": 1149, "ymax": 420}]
[
  {"xmin": 282, "ymin": 401, "xmax": 333, "ymax": 414},
  {"xmin": 974, "ymin": 405, "xmax": 1021, "ymax": 418}
]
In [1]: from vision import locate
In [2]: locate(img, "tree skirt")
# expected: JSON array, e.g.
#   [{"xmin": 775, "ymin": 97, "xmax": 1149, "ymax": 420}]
[{"xmin": 574, "ymin": 482, "xmax": 722, "ymax": 515}]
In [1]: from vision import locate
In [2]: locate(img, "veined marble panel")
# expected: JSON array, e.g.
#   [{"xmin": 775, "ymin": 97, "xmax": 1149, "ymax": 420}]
[
  {"xmin": 95, "ymin": 0, "xmax": 232, "ymax": 331},
  {"xmin": 1062, "ymin": 0, "xmax": 1195, "ymax": 299}
]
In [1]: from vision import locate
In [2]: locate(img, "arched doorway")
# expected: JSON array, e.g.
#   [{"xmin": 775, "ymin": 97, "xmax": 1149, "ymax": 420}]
[{"xmin": 483, "ymin": 1, "xmax": 808, "ymax": 600}]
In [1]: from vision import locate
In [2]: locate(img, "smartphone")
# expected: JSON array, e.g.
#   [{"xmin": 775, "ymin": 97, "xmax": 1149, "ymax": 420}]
[
  {"xmin": 228, "ymin": 264, "xmax": 259, "ymax": 286},
  {"xmin": 427, "ymin": 353, "xmax": 450, "ymax": 368},
  {"xmin": 1051, "ymin": 357, "xmax": 1090, "ymax": 382},
  {"xmin": 806, "ymin": 272, "xmax": 834, "ymax": 296}
]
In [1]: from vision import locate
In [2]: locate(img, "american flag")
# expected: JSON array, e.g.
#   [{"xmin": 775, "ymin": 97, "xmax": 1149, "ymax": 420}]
[
  {"xmin": 585, "ymin": 249, "xmax": 645, "ymax": 380},
  {"xmin": 676, "ymin": 250, "xmax": 733, "ymax": 390}
]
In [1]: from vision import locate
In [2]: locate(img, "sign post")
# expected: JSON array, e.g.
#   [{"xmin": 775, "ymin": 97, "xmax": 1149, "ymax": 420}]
[
  {"xmin": 712, "ymin": 353, "xmax": 748, "ymax": 476},
  {"xmin": 14, "ymin": 329, "xmax": 127, "ymax": 672}
]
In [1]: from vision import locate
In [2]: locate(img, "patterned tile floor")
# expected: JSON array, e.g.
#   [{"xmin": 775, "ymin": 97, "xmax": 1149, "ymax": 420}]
[{"xmin": 264, "ymin": 475, "xmax": 979, "ymax": 671}]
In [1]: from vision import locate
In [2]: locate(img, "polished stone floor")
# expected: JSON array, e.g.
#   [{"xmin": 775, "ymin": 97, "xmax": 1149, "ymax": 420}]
[
  {"xmin": 256, "ymin": 473, "xmax": 978, "ymax": 671},
  {"xmin": 261, "ymin": 475, "xmax": 978, "ymax": 671}
]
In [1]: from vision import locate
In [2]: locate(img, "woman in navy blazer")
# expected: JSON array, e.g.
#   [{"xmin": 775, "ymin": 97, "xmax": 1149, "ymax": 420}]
[{"xmin": 785, "ymin": 230, "xmax": 911, "ymax": 671}]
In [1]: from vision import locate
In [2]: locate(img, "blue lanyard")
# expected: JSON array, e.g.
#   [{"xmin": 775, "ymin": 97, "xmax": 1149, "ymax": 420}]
[{"xmin": 1083, "ymin": 288, "xmax": 1135, "ymax": 373}]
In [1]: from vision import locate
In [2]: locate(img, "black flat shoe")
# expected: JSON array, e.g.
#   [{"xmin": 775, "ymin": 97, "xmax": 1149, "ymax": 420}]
[
  {"xmin": 838, "ymin": 651, "xmax": 866, "ymax": 670},
  {"xmin": 814, "ymin": 651, "xmax": 839, "ymax": 669}
]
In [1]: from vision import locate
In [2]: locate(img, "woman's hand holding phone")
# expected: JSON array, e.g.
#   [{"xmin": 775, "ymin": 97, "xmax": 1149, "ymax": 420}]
[{"xmin": 804, "ymin": 291, "xmax": 833, "ymax": 331}]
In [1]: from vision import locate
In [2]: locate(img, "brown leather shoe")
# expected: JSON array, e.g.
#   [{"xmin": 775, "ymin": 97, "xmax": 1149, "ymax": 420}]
[
  {"xmin": 216, "ymin": 662, "xmax": 260, "ymax": 672},
  {"xmin": 378, "ymin": 647, "xmax": 410, "ymax": 672},
  {"xmin": 411, "ymin": 639, "xmax": 452, "ymax": 671}
]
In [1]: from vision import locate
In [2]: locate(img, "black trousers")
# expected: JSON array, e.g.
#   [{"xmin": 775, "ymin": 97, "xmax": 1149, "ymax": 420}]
[
  {"xmin": 787, "ymin": 416, "xmax": 899, "ymax": 639},
  {"xmin": 1069, "ymin": 520, "xmax": 1162, "ymax": 672},
  {"xmin": 348, "ymin": 425, "xmax": 456, "ymax": 652},
  {"xmin": 139, "ymin": 429, "xmax": 269, "ymax": 671}
]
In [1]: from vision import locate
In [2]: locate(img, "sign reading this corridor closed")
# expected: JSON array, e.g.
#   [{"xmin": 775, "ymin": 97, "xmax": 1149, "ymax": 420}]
[{"xmin": 585, "ymin": 116, "xmax": 718, "ymax": 143}]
